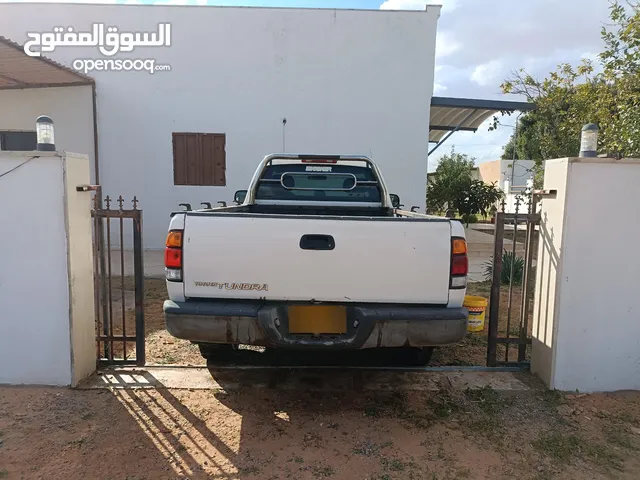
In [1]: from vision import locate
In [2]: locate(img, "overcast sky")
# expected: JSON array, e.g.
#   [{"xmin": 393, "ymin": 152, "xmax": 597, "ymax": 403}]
[
  {"xmin": 408, "ymin": 0, "xmax": 610, "ymax": 170},
  {"xmin": 4, "ymin": 0, "xmax": 612, "ymax": 168}
]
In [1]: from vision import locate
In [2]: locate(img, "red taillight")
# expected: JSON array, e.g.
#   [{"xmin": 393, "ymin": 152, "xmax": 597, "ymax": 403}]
[
  {"xmin": 450, "ymin": 237, "xmax": 468, "ymax": 289},
  {"xmin": 301, "ymin": 158, "xmax": 338, "ymax": 164},
  {"xmin": 451, "ymin": 254, "xmax": 468, "ymax": 276},
  {"xmin": 165, "ymin": 229, "xmax": 184, "ymax": 281},
  {"xmin": 164, "ymin": 247, "xmax": 182, "ymax": 268}
]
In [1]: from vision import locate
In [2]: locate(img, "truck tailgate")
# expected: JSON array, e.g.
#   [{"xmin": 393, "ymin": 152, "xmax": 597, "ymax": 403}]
[{"xmin": 182, "ymin": 215, "xmax": 452, "ymax": 304}]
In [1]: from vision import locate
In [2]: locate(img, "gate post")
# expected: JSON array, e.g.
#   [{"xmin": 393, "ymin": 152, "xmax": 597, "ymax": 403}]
[
  {"xmin": 486, "ymin": 212, "xmax": 505, "ymax": 367},
  {"xmin": 531, "ymin": 157, "xmax": 640, "ymax": 392}
]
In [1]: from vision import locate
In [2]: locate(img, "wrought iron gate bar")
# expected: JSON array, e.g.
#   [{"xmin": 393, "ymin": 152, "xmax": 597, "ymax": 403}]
[
  {"xmin": 486, "ymin": 190, "xmax": 540, "ymax": 368},
  {"xmin": 502, "ymin": 213, "xmax": 540, "ymax": 222},
  {"xmin": 495, "ymin": 338, "xmax": 533, "ymax": 345},
  {"xmin": 91, "ymin": 193, "xmax": 145, "ymax": 367},
  {"xmin": 486, "ymin": 211, "xmax": 504, "ymax": 367}
]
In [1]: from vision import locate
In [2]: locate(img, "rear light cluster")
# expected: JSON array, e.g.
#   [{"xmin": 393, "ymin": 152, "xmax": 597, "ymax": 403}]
[
  {"xmin": 165, "ymin": 230, "xmax": 183, "ymax": 282},
  {"xmin": 450, "ymin": 237, "xmax": 468, "ymax": 289},
  {"xmin": 301, "ymin": 156, "xmax": 339, "ymax": 164}
]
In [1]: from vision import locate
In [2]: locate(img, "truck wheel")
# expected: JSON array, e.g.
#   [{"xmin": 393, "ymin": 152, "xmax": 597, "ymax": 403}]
[
  {"xmin": 197, "ymin": 343, "xmax": 237, "ymax": 361},
  {"xmin": 412, "ymin": 347, "xmax": 434, "ymax": 366}
]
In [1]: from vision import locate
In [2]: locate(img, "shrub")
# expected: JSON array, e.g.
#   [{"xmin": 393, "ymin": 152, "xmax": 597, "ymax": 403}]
[
  {"xmin": 461, "ymin": 213, "xmax": 478, "ymax": 224},
  {"xmin": 483, "ymin": 250, "xmax": 525, "ymax": 285}
]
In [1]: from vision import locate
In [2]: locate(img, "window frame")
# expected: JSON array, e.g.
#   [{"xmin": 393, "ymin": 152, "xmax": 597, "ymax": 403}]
[{"xmin": 0, "ymin": 131, "xmax": 37, "ymax": 151}]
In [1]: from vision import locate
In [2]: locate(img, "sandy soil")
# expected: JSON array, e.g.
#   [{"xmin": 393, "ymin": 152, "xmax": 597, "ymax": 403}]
[
  {"xmin": 1, "ymin": 382, "xmax": 640, "ymax": 479},
  {"xmin": 53, "ymin": 277, "xmax": 639, "ymax": 479}
]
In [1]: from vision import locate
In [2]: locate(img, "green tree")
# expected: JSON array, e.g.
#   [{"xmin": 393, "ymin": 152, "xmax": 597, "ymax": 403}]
[
  {"xmin": 501, "ymin": 114, "xmax": 544, "ymax": 162},
  {"xmin": 427, "ymin": 150, "xmax": 504, "ymax": 224},
  {"xmin": 426, "ymin": 149, "xmax": 476, "ymax": 213},
  {"xmin": 452, "ymin": 178, "xmax": 504, "ymax": 226},
  {"xmin": 499, "ymin": 1, "xmax": 640, "ymax": 161},
  {"xmin": 598, "ymin": 0, "xmax": 640, "ymax": 157},
  {"xmin": 501, "ymin": 60, "xmax": 600, "ymax": 159}
]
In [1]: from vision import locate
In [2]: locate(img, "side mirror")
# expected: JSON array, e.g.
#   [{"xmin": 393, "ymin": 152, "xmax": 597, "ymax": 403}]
[
  {"xmin": 389, "ymin": 194, "xmax": 401, "ymax": 209},
  {"xmin": 234, "ymin": 190, "xmax": 247, "ymax": 205}
]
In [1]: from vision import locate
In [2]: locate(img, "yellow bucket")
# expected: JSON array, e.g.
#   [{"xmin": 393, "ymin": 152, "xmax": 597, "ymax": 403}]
[{"xmin": 464, "ymin": 295, "xmax": 488, "ymax": 332}]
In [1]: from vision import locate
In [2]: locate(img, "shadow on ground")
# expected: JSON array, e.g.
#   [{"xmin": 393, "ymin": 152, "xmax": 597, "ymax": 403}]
[{"xmin": 2, "ymin": 372, "xmax": 640, "ymax": 479}]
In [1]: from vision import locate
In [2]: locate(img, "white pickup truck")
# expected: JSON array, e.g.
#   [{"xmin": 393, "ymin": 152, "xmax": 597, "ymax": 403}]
[{"xmin": 163, "ymin": 154, "xmax": 469, "ymax": 364}]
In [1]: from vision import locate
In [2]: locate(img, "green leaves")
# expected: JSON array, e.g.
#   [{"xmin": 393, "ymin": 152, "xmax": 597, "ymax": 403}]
[
  {"xmin": 427, "ymin": 150, "xmax": 504, "ymax": 224},
  {"xmin": 484, "ymin": 251, "xmax": 525, "ymax": 285},
  {"xmin": 426, "ymin": 149, "xmax": 477, "ymax": 213},
  {"xmin": 453, "ymin": 179, "xmax": 503, "ymax": 224}
]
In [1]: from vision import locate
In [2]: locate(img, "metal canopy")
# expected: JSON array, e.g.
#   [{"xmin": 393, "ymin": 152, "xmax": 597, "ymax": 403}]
[
  {"xmin": 429, "ymin": 96, "xmax": 535, "ymax": 155},
  {"xmin": 0, "ymin": 36, "xmax": 94, "ymax": 89}
]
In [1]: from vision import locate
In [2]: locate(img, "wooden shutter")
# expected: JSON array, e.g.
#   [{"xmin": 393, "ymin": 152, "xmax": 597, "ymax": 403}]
[{"xmin": 172, "ymin": 133, "xmax": 226, "ymax": 186}]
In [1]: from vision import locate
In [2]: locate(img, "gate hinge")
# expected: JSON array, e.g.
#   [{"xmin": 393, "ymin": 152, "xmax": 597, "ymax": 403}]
[
  {"xmin": 76, "ymin": 184, "xmax": 101, "ymax": 192},
  {"xmin": 532, "ymin": 189, "xmax": 557, "ymax": 198}
]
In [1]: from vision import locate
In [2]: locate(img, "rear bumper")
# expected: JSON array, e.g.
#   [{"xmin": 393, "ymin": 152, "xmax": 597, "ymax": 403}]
[{"xmin": 164, "ymin": 300, "xmax": 468, "ymax": 349}]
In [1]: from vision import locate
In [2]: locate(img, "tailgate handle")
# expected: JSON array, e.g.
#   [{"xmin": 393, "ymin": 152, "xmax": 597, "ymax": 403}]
[{"xmin": 300, "ymin": 234, "xmax": 335, "ymax": 251}]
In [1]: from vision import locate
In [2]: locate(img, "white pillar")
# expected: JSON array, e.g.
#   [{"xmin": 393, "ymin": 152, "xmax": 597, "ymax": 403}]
[
  {"xmin": 0, "ymin": 151, "xmax": 96, "ymax": 386},
  {"xmin": 532, "ymin": 157, "xmax": 640, "ymax": 392}
]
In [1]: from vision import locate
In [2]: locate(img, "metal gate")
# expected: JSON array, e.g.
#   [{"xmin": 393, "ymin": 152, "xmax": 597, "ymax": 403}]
[
  {"xmin": 91, "ymin": 192, "xmax": 145, "ymax": 366},
  {"xmin": 486, "ymin": 191, "xmax": 545, "ymax": 368}
]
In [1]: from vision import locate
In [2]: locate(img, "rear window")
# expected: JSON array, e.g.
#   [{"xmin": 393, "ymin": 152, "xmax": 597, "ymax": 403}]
[{"xmin": 256, "ymin": 164, "xmax": 381, "ymax": 203}]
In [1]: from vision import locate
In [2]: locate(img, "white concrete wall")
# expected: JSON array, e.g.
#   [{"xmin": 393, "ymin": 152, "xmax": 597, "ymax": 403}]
[
  {"xmin": 63, "ymin": 154, "xmax": 98, "ymax": 385},
  {"xmin": 0, "ymin": 86, "xmax": 95, "ymax": 180},
  {"xmin": 531, "ymin": 159, "xmax": 569, "ymax": 388},
  {"xmin": 0, "ymin": 4, "xmax": 440, "ymax": 248},
  {"xmin": 532, "ymin": 157, "xmax": 640, "ymax": 392},
  {"xmin": 0, "ymin": 151, "xmax": 95, "ymax": 386}
]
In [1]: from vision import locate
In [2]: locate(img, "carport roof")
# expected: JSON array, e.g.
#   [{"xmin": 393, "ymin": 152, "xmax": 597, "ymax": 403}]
[
  {"xmin": 429, "ymin": 96, "xmax": 535, "ymax": 154},
  {"xmin": 0, "ymin": 36, "xmax": 94, "ymax": 89}
]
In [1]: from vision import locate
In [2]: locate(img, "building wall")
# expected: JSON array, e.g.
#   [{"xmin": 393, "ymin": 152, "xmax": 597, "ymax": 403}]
[
  {"xmin": 0, "ymin": 4, "xmax": 440, "ymax": 248},
  {"xmin": 478, "ymin": 160, "xmax": 501, "ymax": 186},
  {"xmin": 478, "ymin": 159, "xmax": 536, "ymax": 189},
  {"xmin": 0, "ymin": 86, "xmax": 95, "ymax": 179},
  {"xmin": 503, "ymin": 159, "xmax": 535, "ymax": 188},
  {"xmin": 533, "ymin": 157, "xmax": 640, "ymax": 392}
]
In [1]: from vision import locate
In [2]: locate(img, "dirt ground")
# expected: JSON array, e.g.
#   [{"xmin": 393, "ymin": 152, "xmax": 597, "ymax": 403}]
[
  {"xmin": 1, "ymin": 380, "xmax": 640, "ymax": 479},
  {"xmin": 4, "ymin": 278, "xmax": 640, "ymax": 479}
]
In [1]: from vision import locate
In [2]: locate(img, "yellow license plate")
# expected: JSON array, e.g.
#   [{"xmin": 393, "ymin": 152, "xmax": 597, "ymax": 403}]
[{"xmin": 288, "ymin": 305, "xmax": 347, "ymax": 334}]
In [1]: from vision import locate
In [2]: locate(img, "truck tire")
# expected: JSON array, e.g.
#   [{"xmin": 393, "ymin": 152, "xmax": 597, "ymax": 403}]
[
  {"xmin": 197, "ymin": 343, "xmax": 237, "ymax": 361},
  {"xmin": 412, "ymin": 347, "xmax": 434, "ymax": 366}
]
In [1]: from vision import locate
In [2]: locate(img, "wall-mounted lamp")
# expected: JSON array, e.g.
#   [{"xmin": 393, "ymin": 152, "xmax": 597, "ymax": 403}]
[
  {"xmin": 36, "ymin": 115, "xmax": 55, "ymax": 151},
  {"xmin": 579, "ymin": 123, "xmax": 598, "ymax": 158}
]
